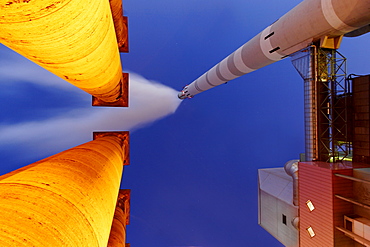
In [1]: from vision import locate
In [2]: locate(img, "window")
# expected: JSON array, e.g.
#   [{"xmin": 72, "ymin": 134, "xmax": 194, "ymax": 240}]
[
  {"xmin": 306, "ymin": 200, "xmax": 315, "ymax": 212},
  {"xmin": 345, "ymin": 219, "xmax": 353, "ymax": 231},
  {"xmin": 282, "ymin": 214, "xmax": 287, "ymax": 225},
  {"xmin": 307, "ymin": 226, "xmax": 315, "ymax": 238}
]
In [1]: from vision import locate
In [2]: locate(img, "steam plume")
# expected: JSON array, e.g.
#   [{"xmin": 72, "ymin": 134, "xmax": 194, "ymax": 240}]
[{"xmin": 0, "ymin": 53, "xmax": 182, "ymax": 157}]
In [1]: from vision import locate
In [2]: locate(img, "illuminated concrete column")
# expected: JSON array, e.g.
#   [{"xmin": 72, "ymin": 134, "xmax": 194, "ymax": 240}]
[
  {"xmin": 0, "ymin": 132, "xmax": 129, "ymax": 246},
  {"xmin": 108, "ymin": 189, "xmax": 130, "ymax": 247},
  {"xmin": 109, "ymin": 0, "xmax": 129, "ymax": 53},
  {"xmin": 0, "ymin": 0, "xmax": 128, "ymax": 106}
]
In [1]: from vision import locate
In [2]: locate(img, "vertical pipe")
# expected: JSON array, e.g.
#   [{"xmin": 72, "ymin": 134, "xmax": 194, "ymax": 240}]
[
  {"xmin": 291, "ymin": 46, "xmax": 318, "ymax": 161},
  {"xmin": 0, "ymin": 132, "xmax": 129, "ymax": 246},
  {"xmin": 304, "ymin": 48, "xmax": 314, "ymax": 161},
  {"xmin": 0, "ymin": 0, "xmax": 124, "ymax": 104},
  {"xmin": 304, "ymin": 46, "xmax": 319, "ymax": 161},
  {"xmin": 312, "ymin": 47, "xmax": 319, "ymax": 161},
  {"xmin": 284, "ymin": 160, "xmax": 299, "ymax": 206},
  {"xmin": 304, "ymin": 77, "xmax": 314, "ymax": 161}
]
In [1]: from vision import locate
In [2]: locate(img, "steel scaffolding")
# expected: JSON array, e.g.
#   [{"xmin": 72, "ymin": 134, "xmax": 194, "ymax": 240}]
[{"xmin": 291, "ymin": 46, "xmax": 351, "ymax": 163}]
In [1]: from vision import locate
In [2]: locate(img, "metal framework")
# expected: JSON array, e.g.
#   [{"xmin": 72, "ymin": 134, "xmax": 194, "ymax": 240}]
[
  {"xmin": 291, "ymin": 46, "xmax": 351, "ymax": 162},
  {"xmin": 317, "ymin": 48, "xmax": 351, "ymax": 162}
]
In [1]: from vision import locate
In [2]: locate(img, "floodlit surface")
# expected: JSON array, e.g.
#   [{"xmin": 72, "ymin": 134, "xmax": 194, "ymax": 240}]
[
  {"xmin": 0, "ymin": 135, "xmax": 126, "ymax": 246},
  {"xmin": 0, "ymin": 0, "xmax": 123, "ymax": 102}
]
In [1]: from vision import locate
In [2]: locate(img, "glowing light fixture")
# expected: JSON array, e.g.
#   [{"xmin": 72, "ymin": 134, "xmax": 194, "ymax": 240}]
[
  {"xmin": 307, "ymin": 226, "xmax": 316, "ymax": 238},
  {"xmin": 306, "ymin": 200, "xmax": 315, "ymax": 212},
  {"xmin": 0, "ymin": 0, "xmax": 126, "ymax": 105}
]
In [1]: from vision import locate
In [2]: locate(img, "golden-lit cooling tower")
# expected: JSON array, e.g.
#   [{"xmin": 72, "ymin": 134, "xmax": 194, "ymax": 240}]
[
  {"xmin": 0, "ymin": 0, "xmax": 128, "ymax": 106},
  {"xmin": 0, "ymin": 132, "xmax": 129, "ymax": 246}
]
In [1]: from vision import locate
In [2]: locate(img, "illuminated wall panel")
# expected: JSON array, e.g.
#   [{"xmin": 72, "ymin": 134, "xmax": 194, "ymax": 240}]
[{"xmin": 299, "ymin": 162, "xmax": 354, "ymax": 247}]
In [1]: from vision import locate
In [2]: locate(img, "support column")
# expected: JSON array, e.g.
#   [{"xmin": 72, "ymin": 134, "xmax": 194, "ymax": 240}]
[
  {"xmin": 0, "ymin": 132, "xmax": 129, "ymax": 246},
  {"xmin": 109, "ymin": 0, "xmax": 129, "ymax": 53},
  {"xmin": 291, "ymin": 46, "xmax": 319, "ymax": 161},
  {"xmin": 0, "ymin": 0, "xmax": 128, "ymax": 106},
  {"xmin": 108, "ymin": 189, "xmax": 130, "ymax": 247}
]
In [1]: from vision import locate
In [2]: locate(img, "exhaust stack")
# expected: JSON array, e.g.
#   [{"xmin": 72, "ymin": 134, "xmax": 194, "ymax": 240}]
[{"xmin": 179, "ymin": 0, "xmax": 370, "ymax": 99}]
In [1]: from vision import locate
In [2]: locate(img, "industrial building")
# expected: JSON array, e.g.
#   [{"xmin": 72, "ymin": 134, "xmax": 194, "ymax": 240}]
[
  {"xmin": 258, "ymin": 45, "xmax": 370, "ymax": 246},
  {"xmin": 173, "ymin": 0, "xmax": 370, "ymax": 243},
  {"xmin": 1, "ymin": 0, "xmax": 370, "ymax": 245}
]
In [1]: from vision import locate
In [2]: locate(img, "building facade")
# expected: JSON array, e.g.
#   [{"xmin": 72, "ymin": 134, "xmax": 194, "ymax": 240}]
[{"xmin": 258, "ymin": 69, "xmax": 370, "ymax": 246}]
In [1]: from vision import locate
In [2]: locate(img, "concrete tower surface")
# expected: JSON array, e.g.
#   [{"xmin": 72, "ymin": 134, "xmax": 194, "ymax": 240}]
[
  {"xmin": 108, "ymin": 189, "xmax": 131, "ymax": 247},
  {"xmin": 0, "ymin": 0, "xmax": 131, "ymax": 245},
  {"xmin": 0, "ymin": 132, "xmax": 129, "ymax": 246},
  {"xmin": 0, "ymin": 0, "xmax": 129, "ymax": 106}
]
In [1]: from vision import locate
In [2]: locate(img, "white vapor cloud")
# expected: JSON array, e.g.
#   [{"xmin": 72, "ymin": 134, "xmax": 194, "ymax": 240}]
[
  {"xmin": 0, "ymin": 70, "xmax": 182, "ymax": 156},
  {"xmin": 0, "ymin": 48, "xmax": 76, "ymax": 91}
]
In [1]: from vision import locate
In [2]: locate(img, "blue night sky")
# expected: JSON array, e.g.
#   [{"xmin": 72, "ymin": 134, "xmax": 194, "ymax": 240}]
[{"xmin": 0, "ymin": 0, "xmax": 370, "ymax": 246}]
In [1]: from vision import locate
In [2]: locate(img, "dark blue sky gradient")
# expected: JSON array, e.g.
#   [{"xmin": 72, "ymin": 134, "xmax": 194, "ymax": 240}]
[{"xmin": 1, "ymin": 0, "xmax": 370, "ymax": 246}]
